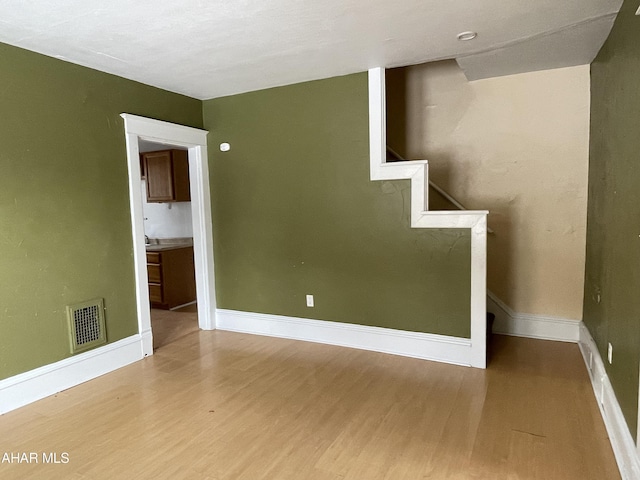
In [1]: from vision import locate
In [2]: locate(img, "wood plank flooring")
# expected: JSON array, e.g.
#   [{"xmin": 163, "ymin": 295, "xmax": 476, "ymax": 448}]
[
  {"xmin": 0, "ymin": 329, "xmax": 619, "ymax": 479},
  {"xmin": 150, "ymin": 305, "xmax": 199, "ymax": 350}
]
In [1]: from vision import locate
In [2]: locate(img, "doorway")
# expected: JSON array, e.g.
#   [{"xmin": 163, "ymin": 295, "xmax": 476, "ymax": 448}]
[
  {"xmin": 139, "ymin": 140, "xmax": 197, "ymax": 349},
  {"xmin": 121, "ymin": 114, "xmax": 216, "ymax": 358}
]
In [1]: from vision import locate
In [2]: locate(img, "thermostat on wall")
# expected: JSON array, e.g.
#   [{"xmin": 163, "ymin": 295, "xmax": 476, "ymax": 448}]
[{"xmin": 220, "ymin": 142, "xmax": 230, "ymax": 152}]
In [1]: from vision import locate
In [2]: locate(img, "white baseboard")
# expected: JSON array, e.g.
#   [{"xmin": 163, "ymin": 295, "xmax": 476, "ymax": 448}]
[
  {"xmin": 216, "ymin": 309, "xmax": 475, "ymax": 367},
  {"xmin": 578, "ymin": 323, "xmax": 640, "ymax": 480},
  {"xmin": 0, "ymin": 333, "xmax": 147, "ymax": 415},
  {"xmin": 487, "ymin": 291, "xmax": 580, "ymax": 342}
]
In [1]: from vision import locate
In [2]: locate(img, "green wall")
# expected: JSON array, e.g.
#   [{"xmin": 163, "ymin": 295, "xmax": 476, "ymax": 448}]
[
  {"xmin": 584, "ymin": 0, "xmax": 640, "ymax": 439},
  {"xmin": 0, "ymin": 42, "xmax": 202, "ymax": 380},
  {"xmin": 203, "ymin": 73, "xmax": 471, "ymax": 336},
  {"xmin": 0, "ymin": 43, "xmax": 473, "ymax": 382}
]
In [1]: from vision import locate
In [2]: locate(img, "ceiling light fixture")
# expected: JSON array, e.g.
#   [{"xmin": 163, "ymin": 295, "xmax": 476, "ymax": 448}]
[{"xmin": 457, "ymin": 31, "xmax": 477, "ymax": 41}]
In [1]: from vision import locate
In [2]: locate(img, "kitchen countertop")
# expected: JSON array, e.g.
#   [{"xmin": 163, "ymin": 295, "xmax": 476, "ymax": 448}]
[
  {"xmin": 145, "ymin": 243, "xmax": 192, "ymax": 252},
  {"xmin": 145, "ymin": 237, "xmax": 193, "ymax": 252}
]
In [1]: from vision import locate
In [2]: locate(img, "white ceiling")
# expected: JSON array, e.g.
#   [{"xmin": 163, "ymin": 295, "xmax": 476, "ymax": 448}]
[{"xmin": 0, "ymin": 0, "xmax": 623, "ymax": 100}]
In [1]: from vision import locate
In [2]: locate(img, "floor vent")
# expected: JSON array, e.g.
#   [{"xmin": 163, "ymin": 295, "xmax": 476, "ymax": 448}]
[{"xmin": 66, "ymin": 298, "xmax": 107, "ymax": 354}]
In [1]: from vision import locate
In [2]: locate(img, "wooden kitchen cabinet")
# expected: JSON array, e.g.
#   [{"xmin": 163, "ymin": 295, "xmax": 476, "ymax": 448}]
[
  {"xmin": 146, "ymin": 246, "xmax": 196, "ymax": 309},
  {"xmin": 143, "ymin": 149, "xmax": 190, "ymax": 202}
]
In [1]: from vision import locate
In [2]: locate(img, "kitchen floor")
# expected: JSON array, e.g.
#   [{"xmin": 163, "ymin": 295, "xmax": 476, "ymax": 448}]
[{"xmin": 150, "ymin": 303, "xmax": 198, "ymax": 350}]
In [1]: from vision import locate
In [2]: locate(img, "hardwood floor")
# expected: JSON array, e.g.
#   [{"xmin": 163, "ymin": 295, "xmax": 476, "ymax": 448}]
[
  {"xmin": 0, "ymin": 332, "xmax": 619, "ymax": 479},
  {"xmin": 151, "ymin": 304, "xmax": 199, "ymax": 350}
]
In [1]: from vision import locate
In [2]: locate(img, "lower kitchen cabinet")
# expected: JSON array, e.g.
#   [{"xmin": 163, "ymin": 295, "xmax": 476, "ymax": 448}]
[{"xmin": 146, "ymin": 246, "xmax": 196, "ymax": 309}]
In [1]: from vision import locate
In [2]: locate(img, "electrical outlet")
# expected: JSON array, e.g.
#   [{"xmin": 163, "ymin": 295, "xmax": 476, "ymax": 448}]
[
  {"xmin": 608, "ymin": 343, "xmax": 613, "ymax": 364},
  {"xmin": 306, "ymin": 294, "xmax": 314, "ymax": 307}
]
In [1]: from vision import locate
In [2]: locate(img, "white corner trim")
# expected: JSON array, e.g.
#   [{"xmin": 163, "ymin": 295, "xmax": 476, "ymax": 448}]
[
  {"xmin": 487, "ymin": 291, "xmax": 580, "ymax": 342},
  {"xmin": 0, "ymin": 334, "xmax": 146, "ymax": 415},
  {"xmin": 413, "ymin": 210, "xmax": 491, "ymax": 229},
  {"xmin": 216, "ymin": 309, "xmax": 475, "ymax": 367},
  {"xmin": 368, "ymin": 67, "xmax": 387, "ymax": 181},
  {"xmin": 368, "ymin": 67, "xmax": 488, "ymax": 368},
  {"xmin": 579, "ymin": 324, "xmax": 640, "ymax": 480}
]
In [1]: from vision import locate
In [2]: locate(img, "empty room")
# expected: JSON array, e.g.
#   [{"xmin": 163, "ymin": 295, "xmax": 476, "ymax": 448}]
[{"xmin": 1, "ymin": 1, "xmax": 638, "ymax": 479}]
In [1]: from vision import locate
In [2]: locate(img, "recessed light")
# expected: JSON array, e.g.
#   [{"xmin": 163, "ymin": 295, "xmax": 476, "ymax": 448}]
[{"xmin": 457, "ymin": 31, "xmax": 477, "ymax": 41}]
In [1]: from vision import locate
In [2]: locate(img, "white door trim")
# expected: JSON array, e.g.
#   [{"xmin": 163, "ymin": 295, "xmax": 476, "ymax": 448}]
[{"xmin": 120, "ymin": 114, "xmax": 215, "ymax": 358}]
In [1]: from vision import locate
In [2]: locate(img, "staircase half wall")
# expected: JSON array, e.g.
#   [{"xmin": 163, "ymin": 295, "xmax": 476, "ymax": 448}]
[{"xmin": 369, "ymin": 67, "xmax": 489, "ymax": 368}]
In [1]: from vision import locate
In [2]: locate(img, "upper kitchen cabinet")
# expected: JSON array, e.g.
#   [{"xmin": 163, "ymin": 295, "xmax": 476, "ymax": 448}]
[{"xmin": 143, "ymin": 149, "xmax": 190, "ymax": 202}]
